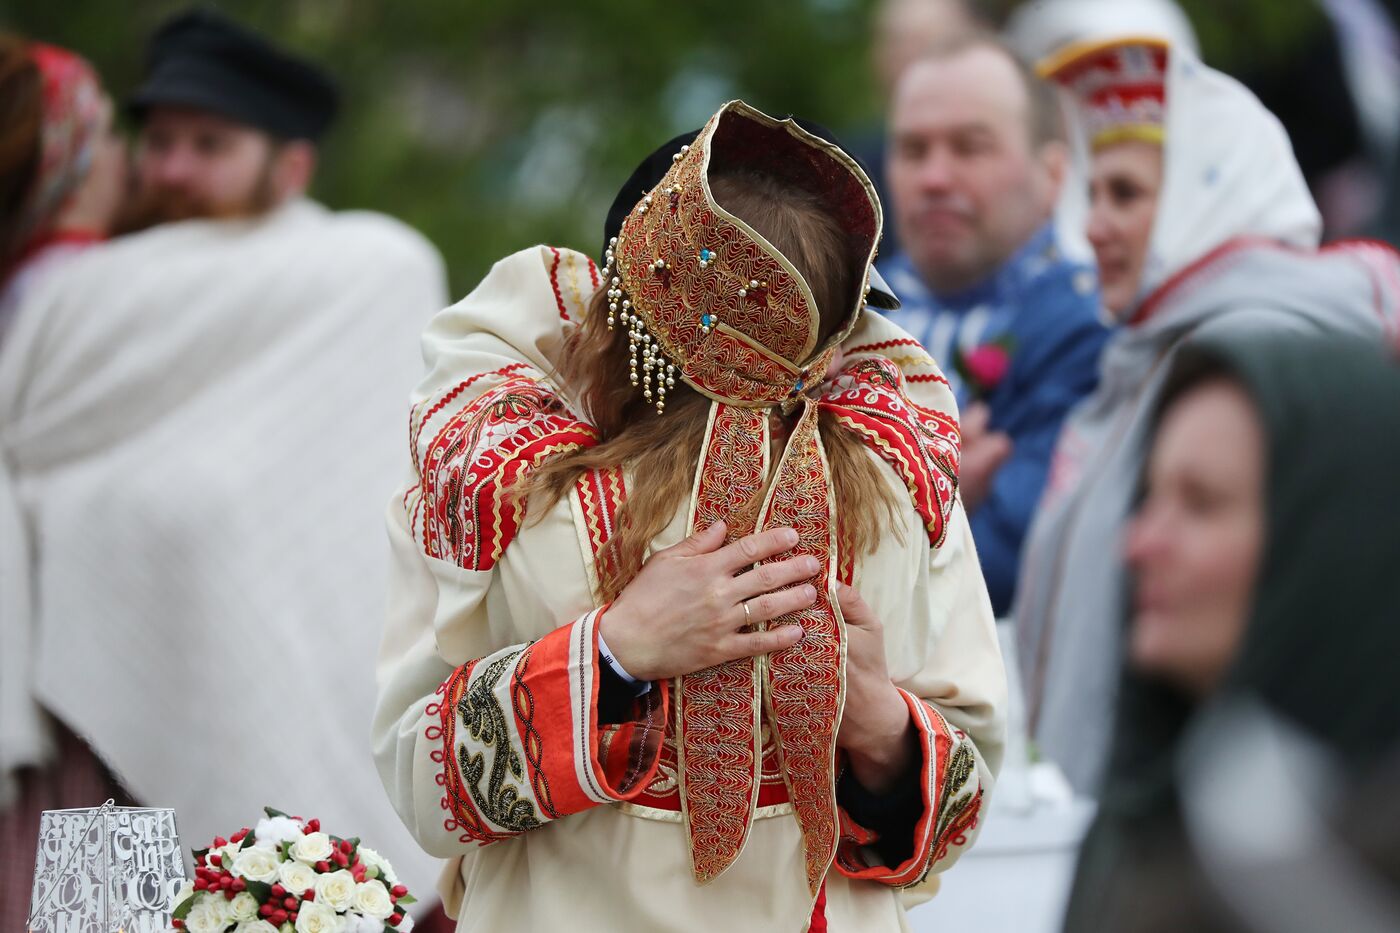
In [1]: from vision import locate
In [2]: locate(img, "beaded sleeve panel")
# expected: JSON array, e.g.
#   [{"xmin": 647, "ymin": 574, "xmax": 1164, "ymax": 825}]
[{"xmin": 429, "ymin": 608, "xmax": 669, "ymax": 847}]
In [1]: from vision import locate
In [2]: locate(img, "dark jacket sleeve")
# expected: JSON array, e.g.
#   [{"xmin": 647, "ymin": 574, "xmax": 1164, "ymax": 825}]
[{"xmin": 972, "ymin": 279, "xmax": 1110, "ymax": 615}]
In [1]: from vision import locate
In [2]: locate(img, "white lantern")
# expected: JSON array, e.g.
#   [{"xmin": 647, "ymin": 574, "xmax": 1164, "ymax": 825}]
[{"xmin": 28, "ymin": 801, "xmax": 186, "ymax": 932}]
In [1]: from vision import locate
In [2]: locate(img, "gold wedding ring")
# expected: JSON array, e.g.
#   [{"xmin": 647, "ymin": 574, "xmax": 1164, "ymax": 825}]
[{"xmin": 742, "ymin": 600, "xmax": 752, "ymax": 625}]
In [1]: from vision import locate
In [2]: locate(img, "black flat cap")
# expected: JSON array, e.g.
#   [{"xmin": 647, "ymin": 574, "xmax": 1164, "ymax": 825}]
[
  {"xmin": 602, "ymin": 121, "xmax": 900, "ymax": 310},
  {"xmin": 128, "ymin": 7, "xmax": 340, "ymax": 141}
]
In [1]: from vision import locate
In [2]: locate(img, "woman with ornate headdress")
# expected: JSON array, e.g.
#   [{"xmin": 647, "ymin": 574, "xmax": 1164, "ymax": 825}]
[
  {"xmin": 373, "ymin": 101, "xmax": 1005, "ymax": 930},
  {"xmin": 1015, "ymin": 36, "xmax": 1400, "ymax": 798}
]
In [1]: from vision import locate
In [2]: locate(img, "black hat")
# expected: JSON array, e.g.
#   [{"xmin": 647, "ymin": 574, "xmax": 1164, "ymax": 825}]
[
  {"xmin": 602, "ymin": 121, "xmax": 900, "ymax": 310},
  {"xmin": 128, "ymin": 8, "xmax": 340, "ymax": 141}
]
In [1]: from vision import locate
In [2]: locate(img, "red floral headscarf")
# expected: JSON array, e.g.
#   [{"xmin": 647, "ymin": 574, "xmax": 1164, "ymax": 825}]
[{"xmin": 12, "ymin": 42, "xmax": 105, "ymax": 259}]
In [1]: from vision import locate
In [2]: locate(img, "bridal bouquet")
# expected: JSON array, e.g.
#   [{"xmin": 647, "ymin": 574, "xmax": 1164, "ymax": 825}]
[{"xmin": 171, "ymin": 807, "xmax": 417, "ymax": 933}]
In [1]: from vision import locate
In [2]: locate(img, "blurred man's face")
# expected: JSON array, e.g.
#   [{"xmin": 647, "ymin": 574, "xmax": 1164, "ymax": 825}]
[
  {"xmin": 120, "ymin": 106, "xmax": 281, "ymax": 230},
  {"xmin": 888, "ymin": 49, "xmax": 1062, "ymax": 294}
]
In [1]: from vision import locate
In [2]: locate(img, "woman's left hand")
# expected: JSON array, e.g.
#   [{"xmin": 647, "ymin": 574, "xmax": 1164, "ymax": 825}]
[{"xmin": 836, "ymin": 583, "xmax": 916, "ymax": 793}]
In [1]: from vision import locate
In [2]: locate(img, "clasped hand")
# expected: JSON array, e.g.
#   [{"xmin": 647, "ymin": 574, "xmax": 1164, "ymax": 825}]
[
  {"xmin": 600, "ymin": 521, "xmax": 816, "ymax": 682},
  {"xmin": 600, "ymin": 523, "xmax": 914, "ymax": 790}
]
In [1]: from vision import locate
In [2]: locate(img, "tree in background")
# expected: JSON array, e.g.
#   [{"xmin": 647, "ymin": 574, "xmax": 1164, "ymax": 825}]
[{"xmin": 9, "ymin": 0, "xmax": 882, "ymax": 295}]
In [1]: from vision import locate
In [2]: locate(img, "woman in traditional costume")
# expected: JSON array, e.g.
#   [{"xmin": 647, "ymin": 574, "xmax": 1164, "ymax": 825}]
[
  {"xmin": 1014, "ymin": 37, "xmax": 1400, "ymax": 796},
  {"xmin": 373, "ymin": 101, "xmax": 1006, "ymax": 931},
  {"xmin": 1061, "ymin": 331, "xmax": 1400, "ymax": 932}
]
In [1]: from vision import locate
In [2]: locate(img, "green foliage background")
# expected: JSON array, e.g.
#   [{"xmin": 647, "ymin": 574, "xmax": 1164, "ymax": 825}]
[
  {"xmin": 3, "ymin": 0, "xmax": 1326, "ymax": 296},
  {"xmin": 3, "ymin": 0, "xmax": 884, "ymax": 296}
]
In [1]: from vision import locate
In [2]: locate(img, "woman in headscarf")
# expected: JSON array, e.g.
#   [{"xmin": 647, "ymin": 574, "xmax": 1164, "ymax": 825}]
[
  {"xmin": 373, "ymin": 101, "xmax": 1005, "ymax": 931},
  {"xmin": 0, "ymin": 35, "xmax": 124, "ymax": 341},
  {"xmin": 1013, "ymin": 36, "xmax": 1400, "ymax": 796},
  {"xmin": 1061, "ymin": 330, "xmax": 1400, "ymax": 932}
]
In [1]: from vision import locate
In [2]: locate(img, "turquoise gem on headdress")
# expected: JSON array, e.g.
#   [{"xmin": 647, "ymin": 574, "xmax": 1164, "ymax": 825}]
[
  {"xmin": 701, "ymin": 313, "xmax": 713, "ymax": 327},
  {"xmin": 699, "ymin": 249, "xmax": 714, "ymax": 262}
]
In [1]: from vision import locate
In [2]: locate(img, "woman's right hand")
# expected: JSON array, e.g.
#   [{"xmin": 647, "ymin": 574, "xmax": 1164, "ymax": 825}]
[{"xmin": 599, "ymin": 521, "xmax": 818, "ymax": 682}]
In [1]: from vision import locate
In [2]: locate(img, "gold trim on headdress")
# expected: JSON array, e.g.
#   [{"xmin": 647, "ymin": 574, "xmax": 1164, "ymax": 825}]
[
  {"xmin": 597, "ymin": 100, "xmax": 882, "ymax": 413},
  {"xmin": 1091, "ymin": 123, "xmax": 1165, "ymax": 150}
]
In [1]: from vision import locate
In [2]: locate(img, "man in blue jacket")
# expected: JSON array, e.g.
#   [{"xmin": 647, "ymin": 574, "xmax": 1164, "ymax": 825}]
[{"xmin": 880, "ymin": 33, "xmax": 1110, "ymax": 615}]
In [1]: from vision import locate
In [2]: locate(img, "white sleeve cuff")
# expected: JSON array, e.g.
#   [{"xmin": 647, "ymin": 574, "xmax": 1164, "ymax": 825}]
[{"xmin": 596, "ymin": 629, "xmax": 652, "ymax": 695}]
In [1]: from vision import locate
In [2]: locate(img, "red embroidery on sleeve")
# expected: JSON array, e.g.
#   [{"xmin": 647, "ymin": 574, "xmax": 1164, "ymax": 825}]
[
  {"xmin": 418, "ymin": 375, "xmax": 598, "ymax": 570},
  {"xmin": 820, "ymin": 358, "xmax": 960, "ymax": 547}
]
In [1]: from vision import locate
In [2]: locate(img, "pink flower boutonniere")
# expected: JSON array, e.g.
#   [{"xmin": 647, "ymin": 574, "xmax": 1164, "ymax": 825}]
[{"xmin": 954, "ymin": 335, "xmax": 1015, "ymax": 399}]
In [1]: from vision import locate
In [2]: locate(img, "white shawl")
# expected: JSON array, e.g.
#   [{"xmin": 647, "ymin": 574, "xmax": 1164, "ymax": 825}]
[
  {"xmin": 0, "ymin": 199, "xmax": 448, "ymax": 896},
  {"xmin": 1006, "ymin": 0, "xmax": 1199, "ymax": 65}
]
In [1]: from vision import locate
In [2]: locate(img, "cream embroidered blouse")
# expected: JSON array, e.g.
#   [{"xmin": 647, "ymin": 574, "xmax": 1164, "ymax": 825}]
[{"xmin": 373, "ymin": 246, "xmax": 1007, "ymax": 932}]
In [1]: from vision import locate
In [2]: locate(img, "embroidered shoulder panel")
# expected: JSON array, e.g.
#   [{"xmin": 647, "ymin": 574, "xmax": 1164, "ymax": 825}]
[
  {"xmin": 820, "ymin": 357, "xmax": 961, "ymax": 547},
  {"xmin": 409, "ymin": 369, "xmax": 598, "ymax": 570}
]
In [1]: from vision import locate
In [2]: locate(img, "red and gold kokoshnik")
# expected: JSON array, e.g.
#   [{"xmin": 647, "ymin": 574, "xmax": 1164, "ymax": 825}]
[{"xmin": 601, "ymin": 100, "xmax": 880, "ymax": 411}]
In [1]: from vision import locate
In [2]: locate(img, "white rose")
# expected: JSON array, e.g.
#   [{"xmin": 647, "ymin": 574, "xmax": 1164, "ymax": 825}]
[
  {"xmin": 313, "ymin": 869, "xmax": 357, "ymax": 912},
  {"xmin": 184, "ymin": 899, "xmax": 225, "ymax": 933},
  {"xmin": 277, "ymin": 859, "xmax": 318, "ymax": 896},
  {"xmin": 355, "ymin": 846, "xmax": 398, "ymax": 885},
  {"xmin": 353, "ymin": 880, "xmax": 394, "ymax": 919},
  {"xmin": 234, "ymin": 922, "xmax": 280, "ymax": 933},
  {"xmin": 348, "ymin": 916, "xmax": 384, "ymax": 933},
  {"xmin": 254, "ymin": 815, "xmax": 305, "ymax": 846},
  {"xmin": 203, "ymin": 894, "xmax": 234, "ymax": 930},
  {"xmin": 172, "ymin": 880, "xmax": 195, "ymax": 911},
  {"xmin": 206, "ymin": 843, "xmax": 241, "ymax": 871},
  {"xmin": 230, "ymin": 890, "xmax": 261, "ymax": 923},
  {"xmin": 231, "ymin": 846, "xmax": 281, "ymax": 883},
  {"xmin": 290, "ymin": 831, "xmax": 334, "ymax": 864},
  {"xmin": 294, "ymin": 901, "xmax": 339, "ymax": 933}
]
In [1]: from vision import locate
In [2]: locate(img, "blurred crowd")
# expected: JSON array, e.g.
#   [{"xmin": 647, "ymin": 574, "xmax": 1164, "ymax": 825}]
[{"xmin": 3, "ymin": 1, "xmax": 1399, "ymax": 931}]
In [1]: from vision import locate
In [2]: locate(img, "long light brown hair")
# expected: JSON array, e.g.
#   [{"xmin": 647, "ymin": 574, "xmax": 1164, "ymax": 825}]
[{"xmin": 520, "ymin": 170, "xmax": 901, "ymax": 600}]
